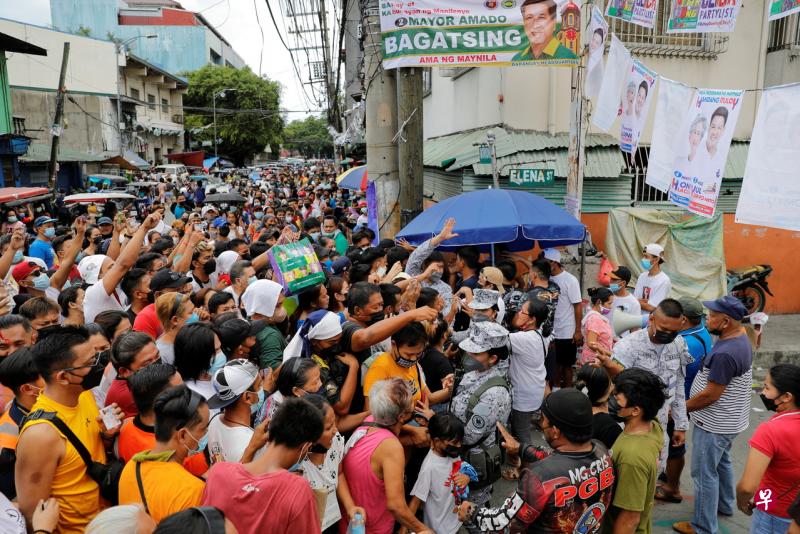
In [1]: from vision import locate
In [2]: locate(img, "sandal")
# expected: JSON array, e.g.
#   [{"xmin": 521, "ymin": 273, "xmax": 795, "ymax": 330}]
[{"xmin": 654, "ymin": 485, "xmax": 683, "ymax": 503}]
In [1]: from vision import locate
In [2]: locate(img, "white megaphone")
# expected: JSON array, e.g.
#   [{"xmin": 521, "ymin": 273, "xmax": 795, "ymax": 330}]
[{"xmin": 612, "ymin": 310, "xmax": 649, "ymax": 336}]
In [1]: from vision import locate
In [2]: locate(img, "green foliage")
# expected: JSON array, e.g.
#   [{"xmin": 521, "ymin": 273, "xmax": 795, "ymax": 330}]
[
  {"xmin": 283, "ymin": 116, "xmax": 333, "ymax": 158},
  {"xmin": 76, "ymin": 25, "xmax": 91, "ymax": 37},
  {"xmin": 183, "ymin": 64, "xmax": 283, "ymax": 164}
]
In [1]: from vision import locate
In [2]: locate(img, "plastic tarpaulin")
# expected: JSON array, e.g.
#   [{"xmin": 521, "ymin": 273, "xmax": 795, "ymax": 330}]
[{"xmin": 605, "ymin": 207, "xmax": 727, "ymax": 301}]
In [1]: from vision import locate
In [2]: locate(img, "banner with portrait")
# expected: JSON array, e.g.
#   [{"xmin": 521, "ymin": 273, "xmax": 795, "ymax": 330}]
[
  {"xmin": 668, "ymin": 88, "xmax": 744, "ymax": 218},
  {"xmin": 585, "ymin": 6, "xmax": 609, "ymax": 98},
  {"xmin": 378, "ymin": 0, "xmax": 580, "ymax": 68},
  {"xmin": 606, "ymin": 0, "xmax": 658, "ymax": 28},
  {"xmin": 769, "ymin": 0, "xmax": 800, "ymax": 20},
  {"xmin": 646, "ymin": 78, "xmax": 695, "ymax": 192},
  {"xmin": 592, "ymin": 34, "xmax": 632, "ymax": 131},
  {"xmin": 735, "ymin": 83, "xmax": 800, "ymax": 231},
  {"xmin": 619, "ymin": 61, "xmax": 657, "ymax": 153},
  {"xmin": 667, "ymin": 0, "xmax": 741, "ymax": 32}
]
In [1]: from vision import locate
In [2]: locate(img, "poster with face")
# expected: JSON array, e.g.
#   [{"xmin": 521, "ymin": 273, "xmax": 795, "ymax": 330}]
[
  {"xmin": 585, "ymin": 6, "xmax": 609, "ymax": 98},
  {"xmin": 668, "ymin": 89, "xmax": 744, "ymax": 218},
  {"xmin": 619, "ymin": 60, "xmax": 657, "ymax": 154},
  {"xmin": 606, "ymin": 0, "xmax": 658, "ymax": 28}
]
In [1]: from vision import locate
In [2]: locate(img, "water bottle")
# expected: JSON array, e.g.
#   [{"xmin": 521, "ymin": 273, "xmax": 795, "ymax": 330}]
[{"xmin": 347, "ymin": 512, "xmax": 365, "ymax": 534}]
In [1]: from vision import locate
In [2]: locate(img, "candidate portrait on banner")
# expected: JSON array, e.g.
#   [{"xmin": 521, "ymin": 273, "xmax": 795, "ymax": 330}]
[{"xmin": 512, "ymin": 0, "xmax": 580, "ymax": 62}]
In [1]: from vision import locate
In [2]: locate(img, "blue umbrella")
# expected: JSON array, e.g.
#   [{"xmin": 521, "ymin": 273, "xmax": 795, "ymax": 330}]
[{"xmin": 396, "ymin": 189, "xmax": 585, "ymax": 250}]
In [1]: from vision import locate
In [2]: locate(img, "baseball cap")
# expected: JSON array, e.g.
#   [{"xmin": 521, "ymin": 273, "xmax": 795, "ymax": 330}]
[
  {"xmin": 542, "ymin": 248, "xmax": 562, "ymax": 263},
  {"xmin": 211, "ymin": 216, "xmax": 228, "ymax": 229},
  {"xmin": 702, "ymin": 295, "xmax": 748, "ymax": 321},
  {"xmin": 458, "ymin": 321, "xmax": 509, "ymax": 354},
  {"xmin": 97, "ymin": 217, "xmax": 113, "ymax": 226},
  {"xmin": 208, "ymin": 359, "xmax": 260, "ymax": 409},
  {"xmin": 218, "ymin": 318, "xmax": 268, "ymax": 354},
  {"xmin": 78, "ymin": 254, "xmax": 107, "ymax": 285},
  {"xmin": 33, "ymin": 216, "xmax": 57, "ymax": 228},
  {"xmin": 643, "ymin": 243, "xmax": 664, "ymax": 258},
  {"xmin": 541, "ymin": 388, "xmax": 593, "ymax": 437},
  {"xmin": 331, "ymin": 256, "xmax": 351, "ymax": 275},
  {"xmin": 150, "ymin": 269, "xmax": 192, "ymax": 292},
  {"xmin": 610, "ymin": 266, "xmax": 632, "ymax": 284},
  {"xmin": 479, "ymin": 267, "xmax": 506, "ymax": 294},
  {"xmin": 677, "ymin": 296, "xmax": 705, "ymax": 319},
  {"xmin": 201, "ymin": 205, "xmax": 218, "ymax": 217},
  {"xmin": 11, "ymin": 261, "xmax": 42, "ymax": 282},
  {"xmin": 469, "ymin": 288, "xmax": 501, "ymax": 310}
]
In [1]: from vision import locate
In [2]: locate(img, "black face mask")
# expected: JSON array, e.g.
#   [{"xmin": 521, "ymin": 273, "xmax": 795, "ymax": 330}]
[
  {"xmin": 92, "ymin": 236, "xmax": 103, "ymax": 246},
  {"xmin": 76, "ymin": 361, "xmax": 105, "ymax": 390},
  {"xmin": 318, "ymin": 341, "xmax": 343, "ymax": 360},
  {"xmin": 443, "ymin": 444, "xmax": 461, "ymax": 458},
  {"xmin": 651, "ymin": 328, "xmax": 678, "ymax": 344},
  {"xmin": 202, "ymin": 259, "xmax": 217, "ymax": 275},
  {"xmin": 760, "ymin": 393, "xmax": 781, "ymax": 412},
  {"xmin": 364, "ymin": 311, "xmax": 384, "ymax": 326}
]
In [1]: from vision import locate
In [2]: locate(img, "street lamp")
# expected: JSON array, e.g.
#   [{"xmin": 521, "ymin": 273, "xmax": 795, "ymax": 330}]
[
  {"xmin": 213, "ymin": 88, "xmax": 237, "ymax": 158},
  {"xmin": 116, "ymin": 34, "xmax": 157, "ymax": 156}
]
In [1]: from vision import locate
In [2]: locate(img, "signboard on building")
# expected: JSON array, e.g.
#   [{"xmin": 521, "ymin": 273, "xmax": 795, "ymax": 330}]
[
  {"xmin": 667, "ymin": 0, "xmax": 741, "ymax": 32},
  {"xmin": 509, "ymin": 168, "xmax": 554, "ymax": 187},
  {"xmin": 478, "ymin": 145, "xmax": 492, "ymax": 164}
]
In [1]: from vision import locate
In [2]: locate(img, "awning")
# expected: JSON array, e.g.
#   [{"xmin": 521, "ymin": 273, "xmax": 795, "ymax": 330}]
[
  {"xmin": 203, "ymin": 156, "xmax": 219, "ymax": 171},
  {"xmin": 166, "ymin": 151, "xmax": 205, "ymax": 168},
  {"xmin": 0, "ymin": 32, "xmax": 47, "ymax": 56},
  {"xmin": 19, "ymin": 143, "xmax": 106, "ymax": 163},
  {"xmin": 101, "ymin": 150, "xmax": 151, "ymax": 171},
  {"xmin": 0, "ymin": 187, "xmax": 52, "ymax": 206}
]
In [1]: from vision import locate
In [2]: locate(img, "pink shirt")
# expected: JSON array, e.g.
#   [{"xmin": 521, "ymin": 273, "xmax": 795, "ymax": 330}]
[
  {"xmin": 580, "ymin": 310, "xmax": 614, "ymax": 365},
  {"xmin": 338, "ymin": 427, "xmax": 396, "ymax": 534},
  {"xmin": 202, "ymin": 462, "xmax": 321, "ymax": 534}
]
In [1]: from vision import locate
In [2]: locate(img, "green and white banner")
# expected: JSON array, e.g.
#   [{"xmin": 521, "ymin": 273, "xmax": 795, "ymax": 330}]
[{"xmin": 379, "ymin": 0, "xmax": 580, "ymax": 68}]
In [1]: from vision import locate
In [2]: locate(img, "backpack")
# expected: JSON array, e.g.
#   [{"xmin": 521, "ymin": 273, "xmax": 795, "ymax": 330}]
[{"xmin": 462, "ymin": 375, "xmax": 510, "ymax": 489}]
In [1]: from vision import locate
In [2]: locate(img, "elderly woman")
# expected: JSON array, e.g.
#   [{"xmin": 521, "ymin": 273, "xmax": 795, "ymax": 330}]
[
  {"xmin": 339, "ymin": 378, "xmax": 434, "ymax": 534},
  {"xmin": 451, "ymin": 321, "xmax": 512, "ymax": 527}
]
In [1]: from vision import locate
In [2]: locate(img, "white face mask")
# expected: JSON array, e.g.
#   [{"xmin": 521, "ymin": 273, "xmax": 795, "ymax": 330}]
[{"xmin": 375, "ymin": 266, "xmax": 387, "ymax": 278}]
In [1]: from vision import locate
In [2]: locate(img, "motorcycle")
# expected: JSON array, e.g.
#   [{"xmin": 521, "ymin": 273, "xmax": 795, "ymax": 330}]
[{"xmin": 727, "ymin": 264, "xmax": 773, "ymax": 314}]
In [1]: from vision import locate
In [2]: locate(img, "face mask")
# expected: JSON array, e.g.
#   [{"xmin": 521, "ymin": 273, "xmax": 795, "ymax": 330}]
[
  {"xmin": 230, "ymin": 207, "xmax": 237, "ymax": 214},
  {"xmin": 285, "ymin": 216, "xmax": 293, "ymax": 223},
  {"xmin": 310, "ymin": 231, "xmax": 320, "ymax": 241},
  {"xmin": 443, "ymin": 444, "xmax": 461, "ymax": 458},
  {"xmin": 209, "ymin": 351, "xmax": 227, "ymax": 376},
  {"xmin": 7, "ymin": 216, "xmax": 17, "ymax": 223},
  {"xmin": 247, "ymin": 276, "xmax": 258, "ymax": 286},
  {"xmin": 609, "ymin": 283, "xmax": 621, "ymax": 292},
  {"xmin": 33, "ymin": 273, "xmax": 50, "ymax": 290},
  {"xmin": 250, "ymin": 389, "xmax": 266, "ymax": 415},
  {"xmin": 651, "ymin": 328, "xmax": 678, "ymax": 344},
  {"xmin": 254, "ymin": 212, "xmax": 264, "ymax": 220},
  {"xmin": 43, "ymin": 227, "xmax": 56, "ymax": 239},
  {"xmin": 323, "ymin": 259, "xmax": 333, "ymax": 272},
  {"xmin": 288, "ymin": 445, "xmax": 310, "ymax": 472},
  {"xmin": 187, "ymin": 429, "xmax": 209, "ymax": 455},
  {"xmin": 600, "ymin": 306, "xmax": 612, "ymax": 316},
  {"xmin": 202, "ymin": 259, "xmax": 217, "ymax": 275},
  {"xmin": 76, "ymin": 360, "xmax": 105, "ymax": 390},
  {"xmin": 184, "ymin": 313, "xmax": 200, "ymax": 326},
  {"xmin": 360, "ymin": 208, "xmax": 367, "ymax": 214},
  {"xmin": 429, "ymin": 271, "xmax": 443, "ymax": 283},
  {"xmin": 321, "ymin": 231, "xmax": 335, "ymax": 238},
  {"xmin": 364, "ymin": 311, "xmax": 384, "ymax": 326},
  {"xmin": 394, "ymin": 352, "xmax": 416, "ymax": 368},
  {"xmin": 640, "ymin": 258, "xmax": 652, "ymax": 270},
  {"xmin": 318, "ymin": 341, "xmax": 342, "ymax": 360},
  {"xmin": 12, "ymin": 251, "xmax": 23, "ymax": 265},
  {"xmin": 375, "ymin": 266, "xmax": 387, "ymax": 278},
  {"xmin": 92, "ymin": 236, "xmax": 103, "ymax": 246}
]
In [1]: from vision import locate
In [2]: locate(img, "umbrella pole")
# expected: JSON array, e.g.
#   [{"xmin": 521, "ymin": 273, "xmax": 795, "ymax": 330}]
[
  {"xmin": 491, "ymin": 243, "xmax": 495, "ymax": 266},
  {"xmin": 579, "ymin": 233, "xmax": 586, "ymax": 292}
]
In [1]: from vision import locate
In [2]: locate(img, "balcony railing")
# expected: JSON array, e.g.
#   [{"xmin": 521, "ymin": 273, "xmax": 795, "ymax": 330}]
[
  {"xmin": 172, "ymin": 114, "xmax": 184, "ymax": 124},
  {"xmin": 768, "ymin": 14, "xmax": 800, "ymax": 52}
]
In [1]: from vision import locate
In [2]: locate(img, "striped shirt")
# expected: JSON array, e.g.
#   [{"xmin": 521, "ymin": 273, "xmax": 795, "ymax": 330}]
[{"xmin": 689, "ymin": 333, "xmax": 752, "ymax": 434}]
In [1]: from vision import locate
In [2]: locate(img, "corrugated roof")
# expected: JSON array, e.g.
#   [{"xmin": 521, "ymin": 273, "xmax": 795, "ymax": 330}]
[
  {"xmin": 471, "ymin": 147, "xmax": 625, "ymax": 178},
  {"xmin": 724, "ymin": 141, "xmax": 748, "ymax": 179},
  {"xmin": 20, "ymin": 143, "xmax": 107, "ymax": 163}
]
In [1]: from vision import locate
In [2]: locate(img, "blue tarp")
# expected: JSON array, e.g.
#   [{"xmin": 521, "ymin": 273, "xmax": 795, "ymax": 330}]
[
  {"xmin": 396, "ymin": 188, "xmax": 586, "ymax": 250},
  {"xmin": 203, "ymin": 156, "xmax": 219, "ymax": 170}
]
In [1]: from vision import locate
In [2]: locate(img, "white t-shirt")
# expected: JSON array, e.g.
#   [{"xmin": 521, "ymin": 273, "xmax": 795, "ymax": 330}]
[
  {"xmin": 613, "ymin": 293, "xmax": 641, "ymax": 316},
  {"xmin": 84, "ymin": 281, "xmax": 128, "ymax": 323},
  {"xmin": 508, "ymin": 329, "xmax": 550, "ymax": 412},
  {"xmin": 223, "ymin": 286, "xmax": 242, "ymax": 310},
  {"xmin": 0, "ymin": 493, "xmax": 24, "ymax": 533},
  {"xmin": 155, "ymin": 338, "xmax": 175, "ymax": 365},
  {"xmin": 633, "ymin": 271, "xmax": 671, "ymax": 314},
  {"xmin": 410, "ymin": 450, "xmax": 461, "ymax": 534},
  {"xmin": 302, "ymin": 433, "xmax": 345, "ymax": 530},
  {"xmin": 550, "ymin": 271, "xmax": 581, "ymax": 339},
  {"xmin": 207, "ymin": 412, "xmax": 257, "ymax": 464}
]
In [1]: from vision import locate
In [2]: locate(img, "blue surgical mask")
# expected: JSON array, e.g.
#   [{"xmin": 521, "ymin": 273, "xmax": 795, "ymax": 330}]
[
  {"xmin": 209, "ymin": 350, "xmax": 227, "ymax": 376},
  {"xmin": 230, "ymin": 207, "xmax": 237, "ymax": 214},
  {"xmin": 310, "ymin": 231, "xmax": 320, "ymax": 241},
  {"xmin": 323, "ymin": 259, "xmax": 333, "ymax": 271},
  {"xmin": 187, "ymin": 429, "xmax": 209, "ymax": 455},
  {"xmin": 6, "ymin": 216, "xmax": 17, "ymax": 224},
  {"xmin": 248, "ymin": 276, "xmax": 258, "ymax": 286},
  {"xmin": 609, "ymin": 283, "xmax": 621, "ymax": 292},
  {"xmin": 250, "ymin": 389, "xmax": 265, "ymax": 415},
  {"xmin": 12, "ymin": 251, "xmax": 23, "ymax": 265},
  {"xmin": 184, "ymin": 312, "xmax": 200, "ymax": 325},
  {"xmin": 33, "ymin": 273, "xmax": 50, "ymax": 290},
  {"xmin": 640, "ymin": 258, "xmax": 652, "ymax": 270},
  {"xmin": 254, "ymin": 212, "xmax": 264, "ymax": 220},
  {"xmin": 43, "ymin": 227, "xmax": 56, "ymax": 239}
]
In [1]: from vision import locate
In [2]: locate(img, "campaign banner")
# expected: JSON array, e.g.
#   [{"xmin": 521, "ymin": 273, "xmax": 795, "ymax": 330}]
[
  {"xmin": 268, "ymin": 238, "xmax": 327, "ymax": 295},
  {"xmin": 585, "ymin": 6, "xmax": 609, "ymax": 98},
  {"xmin": 667, "ymin": 0, "xmax": 740, "ymax": 32},
  {"xmin": 592, "ymin": 35, "xmax": 632, "ymax": 131},
  {"xmin": 668, "ymin": 88, "xmax": 744, "ymax": 218},
  {"xmin": 619, "ymin": 61, "xmax": 657, "ymax": 154},
  {"xmin": 736, "ymin": 83, "xmax": 800, "ymax": 231},
  {"xmin": 606, "ymin": 0, "xmax": 658, "ymax": 28},
  {"xmin": 379, "ymin": 0, "xmax": 580, "ymax": 68},
  {"xmin": 769, "ymin": 0, "xmax": 800, "ymax": 20},
  {"xmin": 646, "ymin": 78, "xmax": 695, "ymax": 192}
]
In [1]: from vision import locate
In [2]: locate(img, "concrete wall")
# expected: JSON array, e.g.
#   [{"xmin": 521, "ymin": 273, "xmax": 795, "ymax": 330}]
[
  {"xmin": 204, "ymin": 28, "xmax": 246, "ymax": 69},
  {"xmin": 765, "ymin": 49, "xmax": 800, "ymax": 86}
]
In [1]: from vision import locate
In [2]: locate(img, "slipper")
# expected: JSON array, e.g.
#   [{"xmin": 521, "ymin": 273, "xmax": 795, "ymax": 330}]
[
  {"xmin": 501, "ymin": 466, "xmax": 520, "ymax": 481},
  {"xmin": 655, "ymin": 486, "xmax": 683, "ymax": 503}
]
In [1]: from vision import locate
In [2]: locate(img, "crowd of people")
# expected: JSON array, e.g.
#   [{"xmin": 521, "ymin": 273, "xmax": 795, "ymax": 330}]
[{"xmin": 0, "ymin": 162, "xmax": 796, "ymax": 534}]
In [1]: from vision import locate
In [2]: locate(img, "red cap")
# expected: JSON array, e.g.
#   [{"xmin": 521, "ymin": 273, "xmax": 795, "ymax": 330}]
[{"xmin": 12, "ymin": 261, "xmax": 41, "ymax": 282}]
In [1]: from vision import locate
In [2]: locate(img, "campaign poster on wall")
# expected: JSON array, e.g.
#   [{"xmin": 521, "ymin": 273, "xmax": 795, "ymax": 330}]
[
  {"xmin": 769, "ymin": 0, "xmax": 800, "ymax": 20},
  {"xmin": 667, "ymin": 0, "xmax": 741, "ymax": 33},
  {"xmin": 619, "ymin": 60, "xmax": 658, "ymax": 154},
  {"xmin": 645, "ymin": 78, "xmax": 695, "ymax": 192},
  {"xmin": 668, "ymin": 89, "xmax": 744, "ymax": 218},
  {"xmin": 379, "ymin": 0, "xmax": 580, "ymax": 68},
  {"xmin": 585, "ymin": 6, "xmax": 609, "ymax": 98},
  {"xmin": 606, "ymin": 0, "xmax": 658, "ymax": 29},
  {"xmin": 592, "ymin": 35, "xmax": 632, "ymax": 131}
]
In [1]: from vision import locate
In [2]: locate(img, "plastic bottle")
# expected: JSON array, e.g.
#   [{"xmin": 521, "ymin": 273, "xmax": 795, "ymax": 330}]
[{"xmin": 347, "ymin": 512, "xmax": 365, "ymax": 534}]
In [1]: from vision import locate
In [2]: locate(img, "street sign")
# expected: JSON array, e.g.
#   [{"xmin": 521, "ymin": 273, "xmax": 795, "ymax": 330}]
[
  {"xmin": 508, "ymin": 168, "xmax": 554, "ymax": 187},
  {"xmin": 478, "ymin": 144, "xmax": 491, "ymax": 164}
]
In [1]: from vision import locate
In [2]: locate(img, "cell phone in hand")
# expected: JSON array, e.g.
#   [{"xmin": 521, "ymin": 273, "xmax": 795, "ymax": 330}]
[
  {"xmin": 194, "ymin": 223, "xmax": 203, "ymax": 232},
  {"xmin": 99, "ymin": 405, "xmax": 121, "ymax": 430}
]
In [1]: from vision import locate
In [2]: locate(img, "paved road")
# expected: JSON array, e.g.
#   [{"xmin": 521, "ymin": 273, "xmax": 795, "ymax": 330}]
[{"xmin": 474, "ymin": 392, "xmax": 769, "ymax": 534}]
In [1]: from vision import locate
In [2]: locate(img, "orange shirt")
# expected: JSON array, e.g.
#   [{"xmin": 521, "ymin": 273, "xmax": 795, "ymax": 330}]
[
  {"xmin": 118, "ymin": 455, "xmax": 205, "ymax": 522},
  {"xmin": 116, "ymin": 417, "xmax": 209, "ymax": 476}
]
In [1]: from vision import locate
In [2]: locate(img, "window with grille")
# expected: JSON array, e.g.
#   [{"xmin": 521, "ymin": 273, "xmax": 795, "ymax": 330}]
[
  {"xmin": 767, "ymin": 13, "xmax": 800, "ymax": 51},
  {"xmin": 161, "ymin": 98, "xmax": 168, "ymax": 114},
  {"xmin": 624, "ymin": 146, "xmax": 670, "ymax": 203},
  {"xmin": 608, "ymin": 0, "xmax": 729, "ymax": 58},
  {"xmin": 422, "ymin": 68, "xmax": 432, "ymax": 96},
  {"xmin": 130, "ymin": 88, "xmax": 140, "ymax": 100},
  {"xmin": 147, "ymin": 94, "xmax": 156, "ymax": 111}
]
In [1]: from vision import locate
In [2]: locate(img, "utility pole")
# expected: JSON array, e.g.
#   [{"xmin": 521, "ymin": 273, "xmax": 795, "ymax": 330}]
[
  {"xmin": 48, "ymin": 42, "xmax": 69, "ymax": 191},
  {"xmin": 397, "ymin": 67, "xmax": 423, "ymax": 226},
  {"xmin": 364, "ymin": 0, "xmax": 400, "ymax": 237},
  {"xmin": 487, "ymin": 131, "xmax": 499, "ymax": 189}
]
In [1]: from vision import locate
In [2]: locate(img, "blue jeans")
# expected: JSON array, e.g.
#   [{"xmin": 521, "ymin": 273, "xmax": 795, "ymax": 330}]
[
  {"xmin": 690, "ymin": 425, "xmax": 738, "ymax": 534},
  {"xmin": 751, "ymin": 508, "xmax": 792, "ymax": 534}
]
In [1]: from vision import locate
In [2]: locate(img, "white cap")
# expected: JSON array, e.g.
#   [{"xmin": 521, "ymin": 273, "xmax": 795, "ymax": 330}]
[
  {"xmin": 201, "ymin": 205, "xmax": 217, "ymax": 217},
  {"xmin": 643, "ymin": 243, "xmax": 664, "ymax": 258},
  {"xmin": 208, "ymin": 359, "xmax": 259, "ymax": 409},
  {"xmin": 542, "ymin": 248, "xmax": 562, "ymax": 263},
  {"xmin": 78, "ymin": 254, "xmax": 107, "ymax": 285}
]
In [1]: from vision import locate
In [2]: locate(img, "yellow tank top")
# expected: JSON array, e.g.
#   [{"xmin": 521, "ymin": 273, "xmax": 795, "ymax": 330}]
[{"xmin": 21, "ymin": 390, "xmax": 106, "ymax": 534}]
